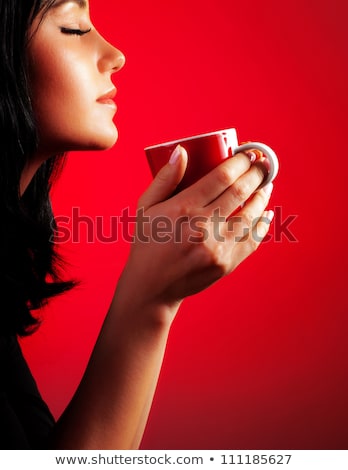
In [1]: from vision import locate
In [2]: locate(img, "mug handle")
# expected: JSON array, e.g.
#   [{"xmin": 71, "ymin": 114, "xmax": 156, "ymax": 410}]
[{"xmin": 234, "ymin": 142, "xmax": 279, "ymax": 189}]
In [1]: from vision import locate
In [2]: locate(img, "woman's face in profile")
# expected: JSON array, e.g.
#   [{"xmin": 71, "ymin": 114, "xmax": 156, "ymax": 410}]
[{"xmin": 27, "ymin": 0, "xmax": 125, "ymax": 157}]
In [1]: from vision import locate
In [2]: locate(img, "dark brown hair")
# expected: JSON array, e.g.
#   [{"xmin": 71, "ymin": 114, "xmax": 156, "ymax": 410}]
[{"xmin": 0, "ymin": 0, "xmax": 75, "ymax": 336}]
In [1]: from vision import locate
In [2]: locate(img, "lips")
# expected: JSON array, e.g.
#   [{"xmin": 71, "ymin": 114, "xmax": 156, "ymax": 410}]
[{"xmin": 97, "ymin": 88, "xmax": 117, "ymax": 108}]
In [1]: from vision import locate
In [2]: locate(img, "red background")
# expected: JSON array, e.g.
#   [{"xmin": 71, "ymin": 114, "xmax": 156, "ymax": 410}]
[{"xmin": 21, "ymin": 0, "xmax": 348, "ymax": 449}]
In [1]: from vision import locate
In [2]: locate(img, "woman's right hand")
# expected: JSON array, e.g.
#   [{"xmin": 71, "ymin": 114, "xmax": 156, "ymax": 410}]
[
  {"xmin": 55, "ymin": 146, "xmax": 274, "ymax": 450},
  {"xmin": 116, "ymin": 145, "xmax": 274, "ymax": 322}
]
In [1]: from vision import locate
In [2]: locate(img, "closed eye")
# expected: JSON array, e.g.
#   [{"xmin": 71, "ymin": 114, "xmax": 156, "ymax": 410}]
[{"xmin": 60, "ymin": 27, "xmax": 92, "ymax": 36}]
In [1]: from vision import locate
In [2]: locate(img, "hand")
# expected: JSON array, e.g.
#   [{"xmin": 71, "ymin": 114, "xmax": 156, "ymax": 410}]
[
  {"xmin": 118, "ymin": 145, "xmax": 274, "ymax": 319},
  {"xmin": 57, "ymin": 147, "xmax": 274, "ymax": 450},
  {"xmin": 87, "ymin": 146, "xmax": 274, "ymax": 448}
]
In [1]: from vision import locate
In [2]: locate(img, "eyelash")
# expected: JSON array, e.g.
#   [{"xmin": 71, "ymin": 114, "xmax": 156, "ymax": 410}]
[{"xmin": 60, "ymin": 27, "xmax": 92, "ymax": 36}]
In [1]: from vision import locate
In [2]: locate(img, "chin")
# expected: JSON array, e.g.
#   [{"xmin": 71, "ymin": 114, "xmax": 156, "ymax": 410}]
[{"xmin": 87, "ymin": 126, "xmax": 119, "ymax": 150}]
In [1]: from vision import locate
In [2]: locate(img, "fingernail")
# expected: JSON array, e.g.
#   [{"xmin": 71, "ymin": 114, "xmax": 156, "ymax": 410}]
[
  {"xmin": 245, "ymin": 151, "xmax": 257, "ymax": 162},
  {"xmin": 266, "ymin": 210, "xmax": 274, "ymax": 223},
  {"xmin": 169, "ymin": 144, "xmax": 182, "ymax": 165},
  {"xmin": 262, "ymin": 182, "xmax": 273, "ymax": 197}
]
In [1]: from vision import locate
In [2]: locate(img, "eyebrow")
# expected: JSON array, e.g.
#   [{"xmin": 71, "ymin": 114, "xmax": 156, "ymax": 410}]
[{"xmin": 52, "ymin": 0, "xmax": 87, "ymax": 9}]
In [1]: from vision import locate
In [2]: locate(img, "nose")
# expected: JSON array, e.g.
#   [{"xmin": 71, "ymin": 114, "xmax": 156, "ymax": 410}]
[{"xmin": 97, "ymin": 35, "xmax": 126, "ymax": 74}]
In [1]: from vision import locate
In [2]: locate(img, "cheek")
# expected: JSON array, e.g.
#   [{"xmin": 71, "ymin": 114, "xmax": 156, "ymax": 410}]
[
  {"xmin": 28, "ymin": 40, "xmax": 117, "ymax": 152},
  {"xmin": 30, "ymin": 49, "xmax": 86, "ymax": 115},
  {"xmin": 30, "ymin": 55, "xmax": 95, "ymax": 145}
]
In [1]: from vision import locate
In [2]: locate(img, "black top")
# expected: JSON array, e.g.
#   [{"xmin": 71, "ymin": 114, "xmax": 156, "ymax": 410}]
[{"xmin": 0, "ymin": 335, "xmax": 55, "ymax": 449}]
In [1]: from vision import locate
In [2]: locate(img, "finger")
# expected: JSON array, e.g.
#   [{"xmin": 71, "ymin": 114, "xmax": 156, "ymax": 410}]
[
  {"xmin": 205, "ymin": 160, "xmax": 268, "ymax": 218},
  {"xmin": 138, "ymin": 145, "xmax": 188, "ymax": 210},
  {"xmin": 224, "ymin": 184, "xmax": 273, "ymax": 241},
  {"xmin": 232, "ymin": 210, "xmax": 274, "ymax": 263},
  {"xmin": 177, "ymin": 152, "xmax": 252, "ymax": 207}
]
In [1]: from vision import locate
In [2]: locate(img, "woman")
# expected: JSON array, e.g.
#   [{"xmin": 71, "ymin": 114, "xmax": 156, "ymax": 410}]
[{"xmin": 0, "ymin": 0, "xmax": 274, "ymax": 449}]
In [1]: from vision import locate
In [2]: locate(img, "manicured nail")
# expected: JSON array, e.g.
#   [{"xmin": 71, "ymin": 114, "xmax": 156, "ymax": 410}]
[
  {"xmin": 169, "ymin": 144, "xmax": 182, "ymax": 165},
  {"xmin": 266, "ymin": 210, "xmax": 274, "ymax": 223},
  {"xmin": 262, "ymin": 182, "xmax": 273, "ymax": 197},
  {"xmin": 246, "ymin": 151, "xmax": 257, "ymax": 162}
]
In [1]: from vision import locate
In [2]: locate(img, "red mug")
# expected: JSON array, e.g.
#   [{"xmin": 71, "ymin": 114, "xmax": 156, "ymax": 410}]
[{"xmin": 145, "ymin": 128, "xmax": 279, "ymax": 193}]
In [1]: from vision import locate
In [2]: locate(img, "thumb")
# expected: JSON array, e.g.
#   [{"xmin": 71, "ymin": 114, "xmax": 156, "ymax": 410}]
[{"xmin": 139, "ymin": 145, "xmax": 188, "ymax": 210}]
